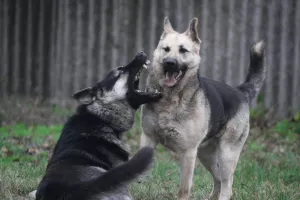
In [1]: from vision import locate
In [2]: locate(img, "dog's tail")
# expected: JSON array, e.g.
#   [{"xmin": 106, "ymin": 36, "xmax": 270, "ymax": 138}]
[
  {"xmin": 75, "ymin": 147, "xmax": 153, "ymax": 199},
  {"xmin": 237, "ymin": 40, "xmax": 266, "ymax": 103}
]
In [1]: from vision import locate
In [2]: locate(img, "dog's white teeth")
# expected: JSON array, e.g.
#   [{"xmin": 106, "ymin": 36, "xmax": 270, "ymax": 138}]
[
  {"xmin": 165, "ymin": 72, "xmax": 170, "ymax": 79},
  {"xmin": 146, "ymin": 60, "xmax": 150, "ymax": 65},
  {"xmin": 143, "ymin": 64, "xmax": 148, "ymax": 69},
  {"xmin": 155, "ymin": 89, "xmax": 159, "ymax": 93},
  {"xmin": 176, "ymin": 71, "xmax": 182, "ymax": 80}
]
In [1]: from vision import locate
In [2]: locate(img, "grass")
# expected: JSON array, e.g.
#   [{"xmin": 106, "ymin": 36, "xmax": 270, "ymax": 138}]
[{"xmin": 0, "ymin": 112, "xmax": 300, "ymax": 200}]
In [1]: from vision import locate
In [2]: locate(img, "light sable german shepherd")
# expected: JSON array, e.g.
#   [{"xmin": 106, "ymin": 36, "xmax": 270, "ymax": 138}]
[{"xmin": 140, "ymin": 17, "xmax": 265, "ymax": 200}]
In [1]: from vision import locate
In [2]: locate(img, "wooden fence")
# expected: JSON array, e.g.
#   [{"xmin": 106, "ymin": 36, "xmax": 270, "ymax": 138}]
[{"xmin": 0, "ymin": 0, "xmax": 299, "ymax": 118}]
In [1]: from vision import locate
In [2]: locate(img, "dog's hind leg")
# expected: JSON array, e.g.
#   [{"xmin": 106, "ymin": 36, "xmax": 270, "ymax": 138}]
[
  {"xmin": 198, "ymin": 118, "xmax": 249, "ymax": 200},
  {"xmin": 178, "ymin": 148, "xmax": 198, "ymax": 200}
]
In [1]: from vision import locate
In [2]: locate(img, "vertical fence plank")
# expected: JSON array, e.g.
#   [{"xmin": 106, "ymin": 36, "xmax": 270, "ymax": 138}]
[
  {"xmin": 135, "ymin": 0, "xmax": 143, "ymax": 55},
  {"xmin": 74, "ymin": 1, "xmax": 83, "ymax": 92},
  {"xmin": 0, "ymin": 0, "xmax": 9, "ymax": 97},
  {"xmin": 49, "ymin": 0, "xmax": 57, "ymax": 98},
  {"xmin": 103, "ymin": 0, "xmax": 113, "ymax": 74},
  {"xmin": 292, "ymin": 0, "xmax": 300, "ymax": 111},
  {"xmin": 54, "ymin": 0, "xmax": 64, "ymax": 99},
  {"xmin": 149, "ymin": 0, "xmax": 157, "ymax": 58},
  {"xmin": 25, "ymin": 0, "xmax": 33, "ymax": 96},
  {"xmin": 253, "ymin": 0, "xmax": 262, "ymax": 41},
  {"xmin": 12, "ymin": 0, "xmax": 20, "ymax": 94},
  {"xmin": 238, "ymin": 0, "xmax": 248, "ymax": 84},
  {"xmin": 212, "ymin": 0, "xmax": 223, "ymax": 81},
  {"xmin": 120, "ymin": 0, "xmax": 129, "ymax": 65},
  {"xmin": 199, "ymin": 0, "xmax": 209, "ymax": 76},
  {"xmin": 110, "ymin": 0, "xmax": 119, "ymax": 69},
  {"xmin": 264, "ymin": 0, "xmax": 276, "ymax": 109},
  {"xmin": 37, "ymin": 0, "xmax": 45, "ymax": 97},
  {"xmin": 187, "ymin": 0, "xmax": 194, "ymax": 23},
  {"xmin": 176, "ymin": 0, "xmax": 183, "ymax": 31},
  {"xmin": 126, "ymin": 0, "xmax": 138, "ymax": 65},
  {"xmin": 98, "ymin": 0, "xmax": 107, "ymax": 79},
  {"xmin": 61, "ymin": 0, "xmax": 70, "ymax": 100},
  {"xmin": 225, "ymin": 0, "xmax": 235, "ymax": 86},
  {"xmin": 87, "ymin": 0, "xmax": 95, "ymax": 85},
  {"xmin": 278, "ymin": 0, "xmax": 289, "ymax": 118}
]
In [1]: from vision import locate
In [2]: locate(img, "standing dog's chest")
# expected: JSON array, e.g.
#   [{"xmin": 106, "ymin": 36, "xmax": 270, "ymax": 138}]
[{"xmin": 142, "ymin": 91, "xmax": 209, "ymax": 152}]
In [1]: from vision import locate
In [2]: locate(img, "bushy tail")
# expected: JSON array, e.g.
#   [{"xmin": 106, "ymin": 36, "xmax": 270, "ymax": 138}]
[
  {"xmin": 71, "ymin": 147, "xmax": 154, "ymax": 199},
  {"xmin": 237, "ymin": 40, "xmax": 266, "ymax": 102}
]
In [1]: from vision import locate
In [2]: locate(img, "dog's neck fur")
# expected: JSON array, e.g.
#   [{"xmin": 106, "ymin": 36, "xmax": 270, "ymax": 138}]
[{"xmin": 83, "ymin": 101, "xmax": 135, "ymax": 132}]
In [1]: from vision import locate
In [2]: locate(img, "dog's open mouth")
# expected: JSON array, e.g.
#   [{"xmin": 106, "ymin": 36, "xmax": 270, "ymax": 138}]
[
  {"xmin": 163, "ymin": 70, "xmax": 184, "ymax": 87},
  {"xmin": 125, "ymin": 52, "xmax": 162, "ymax": 109}
]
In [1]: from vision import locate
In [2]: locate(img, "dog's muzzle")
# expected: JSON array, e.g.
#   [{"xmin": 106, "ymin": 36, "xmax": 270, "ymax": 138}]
[
  {"xmin": 162, "ymin": 58, "xmax": 186, "ymax": 87},
  {"xmin": 163, "ymin": 58, "xmax": 179, "ymax": 72}
]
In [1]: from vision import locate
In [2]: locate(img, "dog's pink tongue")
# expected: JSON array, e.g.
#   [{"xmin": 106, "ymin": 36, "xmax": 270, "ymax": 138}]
[{"xmin": 164, "ymin": 72, "xmax": 177, "ymax": 87}]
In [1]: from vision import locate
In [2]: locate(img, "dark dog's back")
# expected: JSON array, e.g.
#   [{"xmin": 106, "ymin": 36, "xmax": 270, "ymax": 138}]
[{"xmin": 36, "ymin": 107, "xmax": 153, "ymax": 200}]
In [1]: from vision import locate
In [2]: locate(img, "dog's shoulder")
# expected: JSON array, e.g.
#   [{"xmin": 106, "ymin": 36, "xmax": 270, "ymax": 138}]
[
  {"xmin": 50, "ymin": 108, "xmax": 130, "ymax": 169},
  {"xmin": 199, "ymin": 77, "xmax": 247, "ymax": 138}
]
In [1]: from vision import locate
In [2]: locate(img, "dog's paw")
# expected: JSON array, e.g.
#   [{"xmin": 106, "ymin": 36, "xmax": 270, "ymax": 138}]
[
  {"xmin": 136, "ymin": 173, "xmax": 151, "ymax": 184},
  {"xmin": 28, "ymin": 190, "xmax": 37, "ymax": 199}
]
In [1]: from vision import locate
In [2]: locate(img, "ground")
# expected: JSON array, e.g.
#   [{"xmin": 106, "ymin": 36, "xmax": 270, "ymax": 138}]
[{"xmin": 0, "ymin": 99, "xmax": 299, "ymax": 200}]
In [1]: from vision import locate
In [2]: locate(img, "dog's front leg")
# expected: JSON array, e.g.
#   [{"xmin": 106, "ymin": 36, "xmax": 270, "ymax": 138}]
[{"xmin": 178, "ymin": 148, "xmax": 198, "ymax": 200}]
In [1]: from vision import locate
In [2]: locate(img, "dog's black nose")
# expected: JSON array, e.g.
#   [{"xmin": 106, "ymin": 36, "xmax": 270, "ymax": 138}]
[
  {"xmin": 163, "ymin": 58, "xmax": 177, "ymax": 67},
  {"xmin": 136, "ymin": 51, "xmax": 147, "ymax": 59}
]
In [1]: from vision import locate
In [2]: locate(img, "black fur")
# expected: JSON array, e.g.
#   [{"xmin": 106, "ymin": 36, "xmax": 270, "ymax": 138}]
[
  {"xmin": 36, "ymin": 52, "xmax": 161, "ymax": 200},
  {"xmin": 200, "ymin": 41, "xmax": 265, "ymax": 141},
  {"xmin": 198, "ymin": 77, "xmax": 247, "ymax": 141},
  {"xmin": 36, "ymin": 107, "xmax": 153, "ymax": 200}
]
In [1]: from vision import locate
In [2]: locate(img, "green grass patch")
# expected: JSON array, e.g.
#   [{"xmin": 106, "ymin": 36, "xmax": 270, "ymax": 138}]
[{"xmin": 0, "ymin": 115, "xmax": 299, "ymax": 200}]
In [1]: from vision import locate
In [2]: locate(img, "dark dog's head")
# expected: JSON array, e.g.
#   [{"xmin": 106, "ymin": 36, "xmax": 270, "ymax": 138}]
[{"xmin": 72, "ymin": 52, "xmax": 162, "ymax": 130}]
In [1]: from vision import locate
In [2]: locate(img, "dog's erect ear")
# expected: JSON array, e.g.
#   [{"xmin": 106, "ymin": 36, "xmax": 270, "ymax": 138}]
[
  {"xmin": 185, "ymin": 18, "xmax": 201, "ymax": 43},
  {"xmin": 164, "ymin": 17, "xmax": 174, "ymax": 33},
  {"xmin": 161, "ymin": 17, "xmax": 174, "ymax": 40},
  {"xmin": 73, "ymin": 87, "xmax": 95, "ymax": 105}
]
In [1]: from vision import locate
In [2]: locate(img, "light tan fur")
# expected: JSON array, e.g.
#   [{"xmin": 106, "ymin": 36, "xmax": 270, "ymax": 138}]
[{"xmin": 141, "ymin": 17, "xmax": 252, "ymax": 200}]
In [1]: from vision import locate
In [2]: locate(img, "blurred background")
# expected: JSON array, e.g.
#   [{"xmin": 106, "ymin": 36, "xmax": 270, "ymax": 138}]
[
  {"xmin": 0, "ymin": 0, "xmax": 299, "ymax": 120},
  {"xmin": 0, "ymin": 1, "xmax": 299, "ymax": 199}
]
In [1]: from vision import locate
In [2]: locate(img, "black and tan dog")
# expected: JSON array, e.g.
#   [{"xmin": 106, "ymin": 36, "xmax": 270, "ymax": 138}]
[
  {"xmin": 141, "ymin": 17, "xmax": 266, "ymax": 200},
  {"xmin": 35, "ymin": 52, "xmax": 162, "ymax": 200}
]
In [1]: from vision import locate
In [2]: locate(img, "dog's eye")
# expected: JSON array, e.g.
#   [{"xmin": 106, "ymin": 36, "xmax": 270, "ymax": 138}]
[
  {"xmin": 163, "ymin": 47, "xmax": 170, "ymax": 52},
  {"xmin": 179, "ymin": 47, "xmax": 189, "ymax": 53}
]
